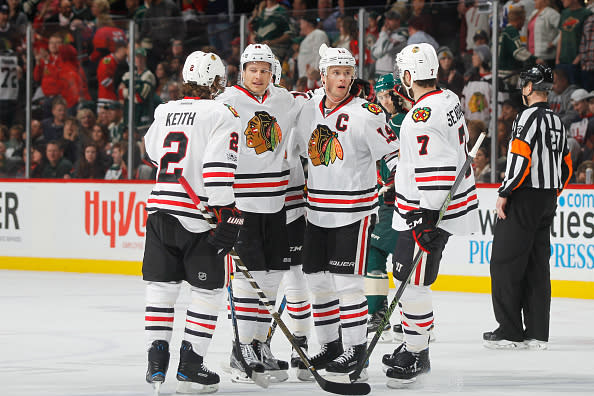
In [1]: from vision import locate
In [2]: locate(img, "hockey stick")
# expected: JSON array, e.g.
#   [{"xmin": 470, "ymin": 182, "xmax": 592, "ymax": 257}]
[
  {"xmin": 178, "ymin": 176, "xmax": 370, "ymax": 396},
  {"xmin": 227, "ymin": 282, "xmax": 270, "ymax": 388},
  {"xmin": 348, "ymin": 132, "xmax": 487, "ymax": 383},
  {"xmin": 266, "ymin": 295, "xmax": 287, "ymax": 344}
]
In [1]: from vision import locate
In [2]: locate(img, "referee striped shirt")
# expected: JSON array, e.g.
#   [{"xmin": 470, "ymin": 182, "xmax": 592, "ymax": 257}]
[{"xmin": 499, "ymin": 102, "xmax": 573, "ymax": 197}]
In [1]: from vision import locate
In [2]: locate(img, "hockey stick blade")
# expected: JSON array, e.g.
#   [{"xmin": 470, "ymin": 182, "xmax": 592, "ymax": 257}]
[
  {"xmin": 348, "ymin": 132, "xmax": 488, "ymax": 383},
  {"xmin": 178, "ymin": 176, "xmax": 369, "ymax": 395}
]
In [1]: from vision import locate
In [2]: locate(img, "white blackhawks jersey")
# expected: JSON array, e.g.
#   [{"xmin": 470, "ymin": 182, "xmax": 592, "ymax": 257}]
[
  {"xmin": 216, "ymin": 84, "xmax": 299, "ymax": 213},
  {"xmin": 291, "ymin": 94, "xmax": 399, "ymax": 228},
  {"xmin": 144, "ymin": 97, "xmax": 242, "ymax": 233},
  {"xmin": 392, "ymin": 89, "xmax": 479, "ymax": 235}
]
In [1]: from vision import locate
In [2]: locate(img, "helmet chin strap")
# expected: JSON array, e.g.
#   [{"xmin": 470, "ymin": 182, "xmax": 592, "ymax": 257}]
[
  {"xmin": 401, "ymin": 71, "xmax": 415, "ymax": 101},
  {"xmin": 522, "ymin": 84, "xmax": 534, "ymax": 106}
]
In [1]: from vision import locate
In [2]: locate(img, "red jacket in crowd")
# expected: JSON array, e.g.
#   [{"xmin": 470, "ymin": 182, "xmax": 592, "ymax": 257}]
[
  {"xmin": 90, "ymin": 27, "xmax": 126, "ymax": 63},
  {"xmin": 97, "ymin": 53, "xmax": 120, "ymax": 104},
  {"xmin": 33, "ymin": 53, "xmax": 61, "ymax": 97}
]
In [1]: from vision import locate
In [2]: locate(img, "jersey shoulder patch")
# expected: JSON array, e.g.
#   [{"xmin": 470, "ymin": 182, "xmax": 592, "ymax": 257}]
[
  {"xmin": 102, "ymin": 57, "xmax": 112, "ymax": 64},
  {"xmin": 411, "ymin": 106, "xmax": 431, "ymax": 123},
  {"xmin": 224, "ymin": 103, "xmax": 240, "ymax": 118},
  {"xmin": 362, "ymin": 102, "xmax": 383, "ymax": 115}
]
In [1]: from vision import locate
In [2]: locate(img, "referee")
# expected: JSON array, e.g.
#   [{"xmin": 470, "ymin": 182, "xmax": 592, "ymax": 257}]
[{"xmin": 483, "ymin": 64, "xmax": 573, "ymax": 350}]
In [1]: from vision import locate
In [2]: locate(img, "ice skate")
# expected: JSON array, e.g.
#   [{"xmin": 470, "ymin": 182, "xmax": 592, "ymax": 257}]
[
  {"xmin": 228, "ymin": 343, "xmax": 269, "ymax": 387},
  {"xmin": 146, "ymin": 340, "xmax": 170, "ymax": 395},
  {"xmin": 385, "ymin": 345, "xmax": 430, "ymax": 387},
  {"xmin": 300, "ymin": 338, "xmax": 343, "ymax": 371},
  {"xmin": 175, "ymin": 341, "xmax": 219, "ymax": 394},
  {"xmin": 367, "ymin": 308, "xmax": 392, "ymax": 343},
  {"xmin": 325, "ymin": 343, "xmax": 368, "ymax": 382},
  {"xmin": 483, "ymin": 330, "xmax": 526, "ymax": 349},
  {"xmin": 290, "ymin": 335, "xmax": 313, "ymax": 381},
  {"xmin": 253, "ymin": 340, "xmax": 289, "ymax": 383}
]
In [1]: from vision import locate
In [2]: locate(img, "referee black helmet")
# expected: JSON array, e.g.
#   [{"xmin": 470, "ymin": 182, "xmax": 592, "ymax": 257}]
[{"xmin": 519, "ymin": 64, "xmax": 553, "ymax": 92}]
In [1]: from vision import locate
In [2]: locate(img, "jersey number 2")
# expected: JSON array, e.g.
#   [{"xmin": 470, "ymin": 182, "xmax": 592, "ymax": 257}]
[{"xmin": 158, "ymin": 132, "xmax": 188, "ymax": 183}]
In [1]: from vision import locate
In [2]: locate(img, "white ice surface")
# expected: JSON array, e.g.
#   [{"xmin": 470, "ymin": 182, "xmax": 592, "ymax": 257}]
[{"xmin": 1, "ymin": 270, "xmax": 593, "ymax": 396}]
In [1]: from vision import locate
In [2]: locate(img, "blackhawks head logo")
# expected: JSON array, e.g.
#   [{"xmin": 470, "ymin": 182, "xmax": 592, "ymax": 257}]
[
  {"xmin": 308, "ymin": 124, "xmax": 344, "ymax": 167},
  {"xmin": 411, "ymin": 107, "xmax": 431, "ymax": 123},
  {"xmin": 244, "ymin": 111, "xmax": 282, "ymax": 154},
  {"xmin": 362, "ymin": 102, "xmax": 383, "ymax": 115}
]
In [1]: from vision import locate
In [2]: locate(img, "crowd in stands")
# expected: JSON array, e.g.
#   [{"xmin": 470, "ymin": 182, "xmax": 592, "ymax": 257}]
[{"xmin": 0, "ymin": 0, "xmax": 593, "ymax": 184}]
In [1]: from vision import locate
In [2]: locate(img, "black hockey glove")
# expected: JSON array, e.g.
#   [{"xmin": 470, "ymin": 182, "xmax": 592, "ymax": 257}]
[
  {"xmin": 404, "ymin": 209, "xmax": 441, "ymax": 253},
  {"xmin": 207, "ymin": 205, "xmax": 244, "ymax": 256}
]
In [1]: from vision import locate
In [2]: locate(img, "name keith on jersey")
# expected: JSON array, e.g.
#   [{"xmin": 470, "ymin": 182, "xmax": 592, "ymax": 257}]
[{"xmin": 166, "ymin": 112, "xmax": 196, "ymax": 126}]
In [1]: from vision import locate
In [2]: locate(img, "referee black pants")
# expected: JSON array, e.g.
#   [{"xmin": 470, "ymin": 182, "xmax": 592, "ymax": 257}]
[{"xmin": 489, "ymin": 188, "xmax": 557, "ymax": 342}]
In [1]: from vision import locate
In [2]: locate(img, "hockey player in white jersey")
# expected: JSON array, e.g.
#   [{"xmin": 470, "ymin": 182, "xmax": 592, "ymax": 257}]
[
  {"xmin": 382, "ymin": 43, "xmax": 479, "ymax": 386},
  {"xmin": 142, "ymin": 51, "xmax": 243, "ymax": 394},
  {"xmin": 290, "ymin": 44, "xmax": 399, "ymax": 380},
  {"xmin": 215, "ymin": 44, "xmax": 299, "ymax": 383}
]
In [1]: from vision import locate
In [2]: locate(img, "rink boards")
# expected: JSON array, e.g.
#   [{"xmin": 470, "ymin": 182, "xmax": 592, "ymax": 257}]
[{"xmin": 0, "ymin": 180, "xmax": 592, "ymax": 299}]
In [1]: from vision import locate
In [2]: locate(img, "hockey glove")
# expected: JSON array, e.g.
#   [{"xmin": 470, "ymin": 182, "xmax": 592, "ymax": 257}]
[
  {"xmin": 404, "ymin": 209, "xmax": 441, "ymax": 253},
  {"xmin": 207, "ymin": 205, "xmax": 244, "ymax": 256}
]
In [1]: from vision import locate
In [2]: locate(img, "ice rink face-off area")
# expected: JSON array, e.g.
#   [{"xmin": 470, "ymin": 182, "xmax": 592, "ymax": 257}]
[{"xmin": 1, "ymin": 270, "xmax": 593, "ymax": 396}]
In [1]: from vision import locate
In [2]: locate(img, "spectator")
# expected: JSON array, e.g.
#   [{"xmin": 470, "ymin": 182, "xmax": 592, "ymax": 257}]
[
  {"xmin": 140, "ymin": 0, "xmax": 185, "ymax": 67},
  {"xmin": 251, "ymin": 0, "xmax": 293, "ymax": 59},
  {"xmin": 498, "ymin": 6, "xmax": 539, "ymax": 87},
  {"xmin": 41, "ymin": 96, "xmax": 67, "ymax": 141},
  {"xmin": 498, "ymin": 98, "xmax": 520, "ymax": 124},
  {"xmin": 467, "ymin": 119, "xmax": 487, "ymax": 150},
  {"xmin": 204, "ymin": 0, "xmax": 232, "ymax": 59},
  {"xmin": 577, "ymin": 117, "xmax": 594, "ymax": 165},
  {"xmin": 18, "ymin": 145, "xmax": 45, "ymax": 178},
  {"xmin": 61, "ymin": 116, "xmax": 82, "ymax": 163},
  {"xmin": 556, "ymin": 0, "xmax": 592, "ymax": 85},
  {"xmin": 463, "ymin": 1, "xmax": 490, "ymax": 54},
  {"xmin": 30, "ymin": 119, "xmax": 46, "ymax": 146},
  {"xmin": 39, "ymin": 140, "xmax": 73, "ymax": 178},
  {"xmin": 407, "ymin": 16, "xmax": 439, "ymax": 50},
  {"xmin": 371, "ymin": 10, "xmax": 406, "ymax": 78},
  {"xmin": 365, "ymin": 11, "xmax": 379, "ymax": 50},
  {"xmin": 0, "ymin": 123, "xmax": 6, "ymax": 141},
  {"xmin": 72, "ymin": 142, "xmax": 105, "ymax": 178},
  {"xmin": 579, "ymin": 13, "xmax": 594, "ymax": 90},
  {"xmin": 96, "ymin": 103, "xmax": 110, "ymax": 127},
  {"xmin": 106, "ymin": 101, "xmax": 125, "ymax": 143},
  {"xmin": 90, "ymin": 123, "xmax": 112, "ymax": 168},
  {"xmin": 154, "ymin": 61, "xmax": 174, "ymax": 101},
  {"xmin": 72, "ymin": 0, "xmax": 93, "ymax": 21},
  {"xmin": 296, "ymin": 14, "xmax": 328, "ymax": 79},
  {"xmin": 166, "ymin": 81, "xmax": 181, "ymax": 101},
  {"xmin": 575, "ymin": 160, "xmax": 594, "ymax": 183},
  {"xmin": 76, "ymin": 107, "xmax": 96, "ymax": 142},
  {"xmin": 549, "ymin": 67, "xmax": 580, "ymax": 126},
  {"xmin": 0, "ymin": 50, "xmax": 19, "ymax": 127},
  {"xmin": 125, "ymin": 0, "xmax": 146, "ymax": 23},
  {"xmin": 527, "ymin": 0, "xmax": 560, "ymax": 67},
  {"xmin": 44, "ymin": 0, "xmax": 75, "ymax": 33},
  {"xmin": 119, "ymin": 47, "xmax": 156, "ymax": 128},
  {"xmin": 0, "ymin": 1, "xmax": 20, "ymax": 51},
  {"xmin": 88, "ymin": 8, "xmax": 126, "ymax": 64},
  {"xmin": 97, "ymin": 41, "xmax": 128, "ymax": 110},
  {"xmin": 57, "ymin": 44, "xmax": 87, "ymax": 112},
  {"xmin": 33, "ymin": 32, "xmax": 62, "ymax": 112},
  {"xmin": 437, "ymin": 46, "xmax": 464, "ymax": 97},
  {"xmin": 104, "ymin": 141, "xmax": 127, "ymax": 179},
  {"xmin": 473, "ymin": 145, "xmax": 491, "ymax": 183},
  {"xmin": 502, "ymin": 0, "xmax": 535, "ymax": 41},
  {"xmin": 410, "ymin": 0, "xmax": 436, "ymax": 37},
  {"xmin": 5, "ymin": 123, "xmax": 24, "ymax": 158},
  {"xmin": 333, "ymin": 15, "xmax": 355, "ymax": 49},
  {"xmin": 6, "ymin": 0, "xmax": 27, "ymax": 36},
  {"xmin": 317, "ymin": 0, "xmax": 341, "ymax": 42},
  {"xmin": 462, "ymin": 44, "xmax": 492, "ymax": 126},
  {"xmin": 568, "ymin": 88, "xmax": 593, "ymax": 145}
]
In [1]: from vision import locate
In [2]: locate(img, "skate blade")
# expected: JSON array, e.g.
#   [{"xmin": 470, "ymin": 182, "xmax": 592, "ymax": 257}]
[
  {"xmin": 151, "ymin": 381, "xmax": 162, "ymax": 396},
  {"xmin": 386, "ymin": 372, "xmax": 429, "ymax": 389},
  {"xmin": 176, "ymin": 381, "xmax": 218, "ymax": 394},
  {"xmin": 266, "ymin": 369, "xmax": 289, "ymax": 383},
  {"xmin": 295, "ymin": 368, "xmax": 315, "ymax": 382},
  {"xmin": 324, "ymin": 368, "xmax": 368, "ymax": 383},
  {"xmin": 483, "ymin": 340, "xmax": 526, "ymax": 350},
  {"xmin": 229, "ymin": 368, "xmax": 270, "ymax": 388}
]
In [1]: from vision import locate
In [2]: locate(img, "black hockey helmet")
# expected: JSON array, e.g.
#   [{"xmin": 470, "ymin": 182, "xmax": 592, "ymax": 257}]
[{"xmin": 519, "ymin": 64, "xmax": 553, "ymax": 91}]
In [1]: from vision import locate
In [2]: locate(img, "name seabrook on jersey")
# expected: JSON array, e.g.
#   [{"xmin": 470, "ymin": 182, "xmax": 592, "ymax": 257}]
[
  {"xmin": 446, "ymin": 103, "xmax": 464, "ymax": 127},
  {"xmin": 166, "ymin": 112, "xmax": 196, "ymax": 126}
]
